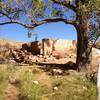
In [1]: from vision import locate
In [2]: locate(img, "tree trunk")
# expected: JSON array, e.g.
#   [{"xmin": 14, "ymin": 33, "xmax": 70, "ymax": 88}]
[
  {"xmin": 76, "ymin": 12, "xmax": 92, "ymax": 72},
  {"xmin": 76, "ymin": 28, "xmax": 92, "ymax": 71}
]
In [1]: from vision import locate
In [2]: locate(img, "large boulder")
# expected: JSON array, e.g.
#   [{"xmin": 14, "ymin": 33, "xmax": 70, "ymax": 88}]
[{"xmin": 91, "ymin": 48, "xmax": 100, "ymax": 73}]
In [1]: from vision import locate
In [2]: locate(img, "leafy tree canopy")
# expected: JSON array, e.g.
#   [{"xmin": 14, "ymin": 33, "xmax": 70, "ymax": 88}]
[{"xmin": 0, "ymin": 0, "xmax": 100, "ymax": 29}]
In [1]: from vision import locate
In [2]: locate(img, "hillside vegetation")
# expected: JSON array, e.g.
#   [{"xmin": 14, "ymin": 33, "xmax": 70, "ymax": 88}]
[{"xmin": 0, "ymin": 64, "xmax": 97, "ymax": 100}]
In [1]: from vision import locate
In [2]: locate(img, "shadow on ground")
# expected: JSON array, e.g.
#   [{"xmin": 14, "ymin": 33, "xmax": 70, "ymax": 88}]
[{"xmin": 36, "ymin": 61, "xmax": 77, "ymax": 75}]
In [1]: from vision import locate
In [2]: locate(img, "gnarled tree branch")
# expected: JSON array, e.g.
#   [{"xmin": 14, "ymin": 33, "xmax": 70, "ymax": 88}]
[
  {"xmin": 0, "ymin": 17, "xmax": 76, "ymax": 29},
  {"xmin": 0, "ymin": 20, "xmax": 34, "ymax": 28},
  {"xmin": 0, "ymin": 11, "xmax": 12, "ymax": 20},
  {"xmin": 35, "ymin": 18, "xmax": 76, "ymax": 25}
]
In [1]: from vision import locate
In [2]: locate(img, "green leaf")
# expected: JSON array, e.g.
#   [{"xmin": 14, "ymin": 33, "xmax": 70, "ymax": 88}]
[
  {"xmin": 6, "ymin": 4, "xmax": 12, "ymax": 14},
  {"xmin": 13, "ymin": 12, "xmax": 19, "ymax": 19}
]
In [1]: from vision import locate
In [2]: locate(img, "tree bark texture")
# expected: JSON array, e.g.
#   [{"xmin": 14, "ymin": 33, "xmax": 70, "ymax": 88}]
[{"xmin": 76, "ymin": 11, "xmax": 92, "ymax": 71}]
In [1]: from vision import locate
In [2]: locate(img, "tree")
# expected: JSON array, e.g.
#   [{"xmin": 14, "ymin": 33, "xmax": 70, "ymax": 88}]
[
  {"xmin": 0, "ymin": 0, "xmax": 100, "ymax": 71},
  {"xmin": 75, "ymin": 0, "xmax": 100, "ymax": 71}
]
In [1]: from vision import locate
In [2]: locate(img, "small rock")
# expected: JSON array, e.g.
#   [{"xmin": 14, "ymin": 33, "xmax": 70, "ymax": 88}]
[
  {"xmin": 82, "ymin": 86, "xmax": 87, "ymax": 90},
  {"xmin": 52, "ymin": 69, "xmax": 63, "ymax": 75},
  {"xmin": 8, "ymin": 59, "xmax": 16, "ymax": 64},
  {"xmin": 32, "ymin": 81, "xmax": 39, "ymax": 85},
  {"xmin": 53, "ymin": 87, "xmax": 58, "ymax": 91},
  {"xmin": 9, "ymin": 78, "xmax": 20, "ymax": 85}
]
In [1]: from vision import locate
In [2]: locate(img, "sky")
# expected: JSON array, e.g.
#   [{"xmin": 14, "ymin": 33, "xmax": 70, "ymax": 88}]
[
  {"xmin": 0, "ymin": 0, "xmax": 78, "ymax": 42},
  {"xmin": 0, "ymin": 22, "xmax": 77, "ymax": 42}
]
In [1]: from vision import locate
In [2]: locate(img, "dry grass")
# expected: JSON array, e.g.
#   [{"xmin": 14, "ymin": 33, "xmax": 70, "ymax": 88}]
[
  {"xmin": 0, "ymin": 63, "xmax": 97, "ymax": 100},
  {"xmin": 0, "ymin": 39, "xmax": 23, "ymax": 48}
]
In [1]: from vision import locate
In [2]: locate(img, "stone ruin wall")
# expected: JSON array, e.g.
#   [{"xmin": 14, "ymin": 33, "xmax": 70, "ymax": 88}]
[
  {"xmin": 42, "ymin": 39, "xmax": 77, "ymax": 58},
  {"xmin": 21, "ymin": 38, "xmax": 77, "ymax": 57},
  {"xmin": 10, "ymin": 39, "xmax": 77, "ymax": 63}
]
